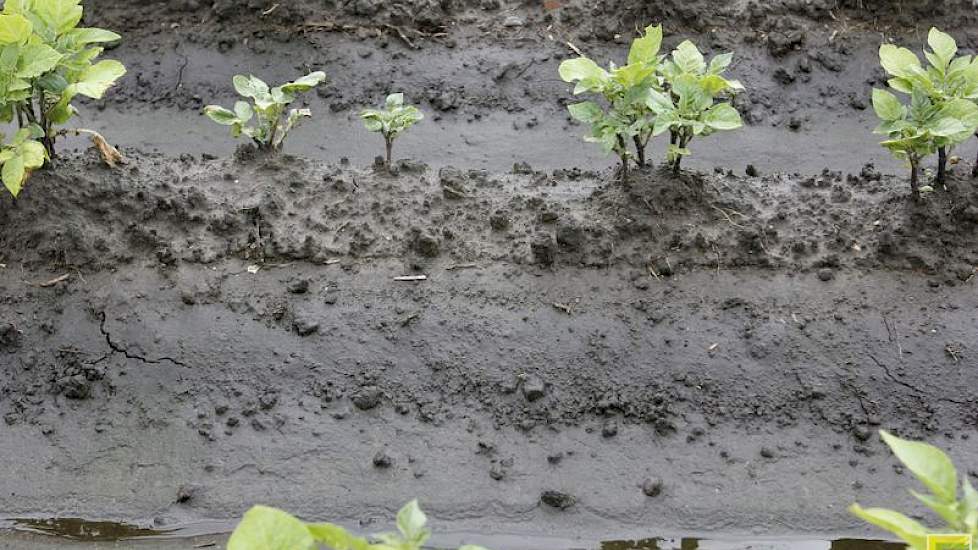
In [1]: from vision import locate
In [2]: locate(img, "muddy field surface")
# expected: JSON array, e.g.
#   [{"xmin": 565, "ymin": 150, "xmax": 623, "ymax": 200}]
[
  {"xmin": 1, "ymin": 152, "xmax": 977, "ymax": 545},
  {"xmin": 4, "ymin": 0, "xmax": 978, "ymax": 547}
]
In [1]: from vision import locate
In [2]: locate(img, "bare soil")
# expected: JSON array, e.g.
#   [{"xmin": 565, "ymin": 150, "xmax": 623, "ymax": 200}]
[{"xmin": 2, "ymin": 0, "xmax": 978, "ymax": 547}]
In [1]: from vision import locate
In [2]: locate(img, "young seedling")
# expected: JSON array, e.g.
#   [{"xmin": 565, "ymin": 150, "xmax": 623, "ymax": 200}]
[
  {"xmin": 878, "ymin": 28, "xmax": 978, "ymax": 185},
  {"xmin": 204, "ymin": 71, "xmax": 326, "ymax": 153},
  {"xmin": 227, "ymin": 500, "xmax": 489, "ymax": 550},
  {"xmin": 0, "ymin": 0, "xmax": 127, "ymax": 161},
  {"xmin": 649, "ymin": 40, "xmax": 744, "ymax": 174},
  {"xmin": 360, "ymin": 93, "xmax": 424, "ymax": 170},
  {"xmin": 851, "ymin": 430, "xmax": 978, "ymax": 550},
  {"xmin": 871, "ymin": 86, "xmax": 978, "ymax": 199},
  {"xmin": 559, "ymin": 24, "xmax": 663, "ymax": 183},
  {"xmin": 0, "ymin": 128, "xmax": 47, "ymax": 197}
]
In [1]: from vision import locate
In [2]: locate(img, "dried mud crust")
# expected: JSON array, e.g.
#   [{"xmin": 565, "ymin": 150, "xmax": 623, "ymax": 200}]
[
  {"xmin": 89, "ymin": 0, "xmax": 978, "ymax": 41},
  {"xmin": 2, "ymin": 154, "xmax": 977, "ymax": 280}
]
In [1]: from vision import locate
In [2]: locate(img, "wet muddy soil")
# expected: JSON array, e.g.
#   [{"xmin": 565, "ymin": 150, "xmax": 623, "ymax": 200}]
[{"xmin": 3, "ymin": 0, "xmax": 978, "ymax": 548}]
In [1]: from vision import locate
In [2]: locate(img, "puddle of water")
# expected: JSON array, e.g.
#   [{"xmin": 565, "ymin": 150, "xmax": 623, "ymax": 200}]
[
  {"xmin": 0, "ymin": 518, "xmax": 905, "ymax": 550},
  {"xmin": 5, "ymin": 518, "xmax": 176, "ymax": 541}
]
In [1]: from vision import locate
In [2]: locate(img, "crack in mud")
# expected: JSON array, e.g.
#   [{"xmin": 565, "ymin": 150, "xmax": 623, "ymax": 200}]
[
  {"xmin": 867, "ymin": 354, "xmax": 967, "ymax": 406},
  {"xmin": 97, "ymin": 311, "xmax": 187, "ymax": 367}
]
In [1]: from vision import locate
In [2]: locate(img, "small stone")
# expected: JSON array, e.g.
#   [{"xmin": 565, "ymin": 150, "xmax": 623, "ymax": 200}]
[
  {"xmin": 503, "ymin": 15, "xmax": 524, "ymax": 27},
  {"xmin": 641, "ymin": 477, "xmax": 663, "ymax": 497},
  {"xmin": 601, "ymin": 420, "xmax": 618, "ymax": 438},
  {"xmin": 817, "ymin": 268, "xmax": 835, "ymax": 282},
  {"xmin": 353, "ymin": 386, "xmax": 383, "ymax": 410},
  {"xmin": 853, "ymin": 425, "xmax": 872, "ymax": 441},
  {"xmin": 760, "ymin": 446, "xmax": 775, "ymax": 458},
  {"xmin": 540, "ymin": 490, "xmax": 576, "ymax": 509},
  {"xmin": 293, "ymin": 318, "xmax": 320, "ymax": 336},
  {"xmin": 746, "ymin": 164, "xmax": 760, "ymax": 177},
  {"xmin": 522, "ymin": 376, "xmax": 546, "ymax": 402},
  {"xmin": 176, "ymin": 484, "xmax": 200, "ymax": 504},
  {"xmin": 373, "ymin": 451, "xmax": 394, "ymax": 468},
  {"xmin": 287, "ymin": 279, "xmax": 310, "ymax": 294}
]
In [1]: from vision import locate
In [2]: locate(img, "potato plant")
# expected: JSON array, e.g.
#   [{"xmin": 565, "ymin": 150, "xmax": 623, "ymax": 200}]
[
  {"xmin": 851, "ymin": 430, "xmax": 978, "ymax": 550},
  {"xmin": 877, "ymin": 28, "xmax": 978, "ymax": 185},
  {"xmin": 0, "ymin": 0, "xmax": 127, "ymax": 197},
  {"xmin": 648, "ymin": 40, "xmax": 744, "ymax": 174},
  {"xmin": 204, "ymin": 71, "xmax": 326, "ymax": 153},
  {"xmin": 559, "ymin": 24, "xmax": 663, "ymax": 183},
  {"xmin": 228, "ymin": 499, "xmax": 489, "ymax": 550},
  {"xmin": 872, "ymin": 87, "xmax": 978, "ymax": 199},
  {"xmin": 360, "ymin": 92, "xmax": 424, "ymax": 169}
]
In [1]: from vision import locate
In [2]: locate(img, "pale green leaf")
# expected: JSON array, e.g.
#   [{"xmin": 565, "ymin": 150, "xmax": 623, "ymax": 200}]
[
  {"xmin": 66, "ymin": 27, "xmax": 121, "ymax": 44},
  {"xmin": 672, "ymin": 40, "xmax": 706, "ymax": 74},
  {"xmin": 881, "ymin": 430, "xmax": 958, "ymax": 503},
  {"xmin": 226, "ymin": 506, "xmax": 315, "ymax": 550},
  {"xmin": 71, "ymin": 59, "xmax": 126, "ymax": 98},
  {"xmin": 2, "ymin": 154, "xmax": 25, "ymax": 197},
  {"xmin": 233, "ymin": 74, "xmax": 269, "ymax": 99},
  {"xmin": 927, "ymin": 27, "xmax": 957, "ymax": 66},
  {"xmin": 703, "ymin": 102, "xmax": 742, "ymax": 130},
  {"xmin": 279, "ymin": 70, "xmax": 326, "ymax": 94},
  {"xmin": 306, "ymin": 523, "xmax": 373, "ymax": 550},
  {"xmin": 627, "ymin": 23, "xmax": 662, "ymax": 65},
  {"xmin": 567, "ymin": 101, "xmax": 603, "ymax": 123},
  {"xmin": 16, "ymin": 42, "xmax": 62, "ymax": 78},
  {"xmin": 879, "ymin": 44, "xmax": 922, "ymax": 78},
  {"xmin": 872, "ymin": 88, "xmax": 905, "ymax": 121},
  {"xmin": 0, "ymin": 13, "xmax": 32, "ymax": 44},
  {"xmin": 849, "ymin": 504, "xmax": 928, "ymax": 550},
  {"xmin": 203, "ymin": 105, "xmax": 239, "ymax": 125},
  {"xmin": 558, "ymin": 57, "xmax": 607, "ymax": 84},
  {"xmin": 396, "ymin": 499, "xmax": 428, "ymax": 541}
]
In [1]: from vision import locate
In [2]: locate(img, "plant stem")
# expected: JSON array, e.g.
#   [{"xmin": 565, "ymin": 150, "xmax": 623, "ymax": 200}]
[
  {"xmin": 617, "ymin": 135, "xmax": 629, "ymax": 185},
  {"xmin": 633, "ymin": 135, "xmax": 646, "ymax": 168},
  {"xmin": 910, "ymin": 155, "xmax": 920, "ymax": 200},
  {"xmin": 937, "ymin": 146, "xmax": 947, "ymax": 187},
  {"xmin": 972, "ymin": 135, "xmax": 978, "ymax": 178},
  {"xmin": 385, "ymin": 135, "xmax": 393, "ymax": 170}
]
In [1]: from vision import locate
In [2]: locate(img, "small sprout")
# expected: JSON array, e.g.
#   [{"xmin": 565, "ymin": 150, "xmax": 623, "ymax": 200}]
[
  {"xmin": 360, "ymin": 93, "xmax": 424, "ymax": 170},
  {"xmin": 0, "ymin": 127, "xmax": 47, "ymax": 198},
  {"xmin": 648, "ymin": 40, "xmax": 744, "ymax": 174},
  {"xmin": 204, "ymin": 71, "xmax": 326, "ymax": 153}
]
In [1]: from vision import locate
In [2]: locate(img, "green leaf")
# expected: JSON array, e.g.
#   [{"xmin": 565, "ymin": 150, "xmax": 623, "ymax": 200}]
[
  {"xmin": 0, "ymin": 13, "xmax": 32, "ymax": 44},
  {"xmin": 849, "ymin": 505, "xmax": 928, "ymax": 550},
  {"xmin": 36, "ymin": 72, "xmax": 68, "ymax": 93},
  {"xmin": 226, "ymin": 506, "xmax": 315, "ymax": 550},
  {"xmin": 233, "ymin": 100, "xmax": 253, "ymax": 123},
  {"xmin": 16, "ymin": 43, "xmax": 62, "ymax": 78},
  {"xmin": 279, "ymin": 71, "xmax": 326, "ymax": 94},
  {"xmin": 233, "ymin": 74, "xmax": 269, "ymax": 99},
  {"xmin": 880, "ymin": 430, "xmax": 958, "ymax": 503},
  {"xmin": 19, "ymin": 139, "xmax": 45, "ymax": 167},
  {"xmin": 66, "ymin": 27, "xmax": 121, "ymax": 44},
  {"xmin": 203, "ymin": 105, "xmax": 239, "ymax": 125},
  {"xmin": 32, "ymin": 0, "xmax": 83, "ymax": 35},
  {"xmin": 306, "ymin": 523, "xmax": 373, "ymax": 550},
  {"xmin": 879, "ymin": 44, "xmax": 922, "ymax": 79},
  {"xmin": 71, "ymin": 59, "xmax": 126, "ymax": 98},
  {"xmin": 396, "ymin": 499, "xmax": 428, "ymax": 541},
  {"xmin": 2, "ymin": 154, "xmax": 25, "ymax": 197},
  {"xmin": 567, "ymin": 101, "xmax": 603, "ymax": 123},
  {"xmin": 927, "ymin": 27, "xmax": 957, "ymax": 67},
  {"xmin": 672, "ymin": 40, "xmax": 706, "ymax": 74},
  {"xmin": 558, "ymin": 57, "xmax": 607, "ymax": 84},
  {"xmin": 627, "ymin": 23, "xmax": 662, "ymax": 65},
  {"xmin": 385, "ymin": 92, "xmax": 404, "ymax": 109},
  {"xmin": 362, "ymin": 116, "xmax": 383, "ymax": 132},
  {"xmin": 703, "ymin": 102, "xmax": 742, "ymax": 130},
  {"xmin": 708, "ymin": 52, "xmax": 734, "ymax": 75},
  {"xmin": 872, "ymin": 89, "xmax": 905, "ymax": 121}
]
